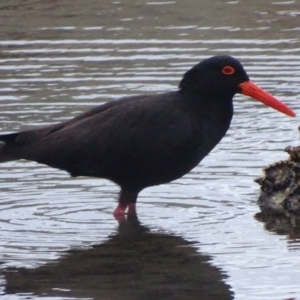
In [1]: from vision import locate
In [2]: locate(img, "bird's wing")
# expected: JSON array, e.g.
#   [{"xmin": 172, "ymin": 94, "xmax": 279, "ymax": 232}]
[
  {"xmin": 2, "ymin": 92, "xmax": 200, "ymax": 176},
  {"xmin": 0, "ymin": 95, "xmax": 143, "ymax": 145}
]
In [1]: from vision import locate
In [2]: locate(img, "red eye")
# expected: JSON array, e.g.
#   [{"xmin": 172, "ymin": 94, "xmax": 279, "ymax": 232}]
[{"xmin": 222, "ymin": 66, "xmax": 235, "ymax": 75}]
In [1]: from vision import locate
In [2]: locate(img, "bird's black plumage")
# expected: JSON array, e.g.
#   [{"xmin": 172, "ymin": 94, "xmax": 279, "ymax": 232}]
[{"xmin": 0, "ymin": 55, "xmax": 289, "ymax": 217}]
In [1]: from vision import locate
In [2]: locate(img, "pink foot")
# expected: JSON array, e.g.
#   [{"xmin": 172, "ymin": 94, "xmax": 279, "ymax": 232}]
[{"xmin": 113, "ymin": 204, "xmax": 127, "ymax": 222}]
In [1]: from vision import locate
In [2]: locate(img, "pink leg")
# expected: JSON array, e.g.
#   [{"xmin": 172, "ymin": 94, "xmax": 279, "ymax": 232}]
[
  {"xmin": 113, "ymin": 204, "xmax": 128, "ymax": 222},
  {"xmin": 128, "ymin": 203, "xmax": 137, "ymax": 215},
  {"xmin": 113, "ymin": 189, "xmax": 138, "ymax": 220},
  {"xmin": 113, "ymin": 203, "xmax": 127, "ymax": 216}
]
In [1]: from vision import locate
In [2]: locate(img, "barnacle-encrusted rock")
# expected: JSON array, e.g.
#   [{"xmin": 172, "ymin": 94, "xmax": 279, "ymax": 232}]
[
  {"xmin": 255, "ymin": 146, "xmax": 300, "ymax": 217},
  {"xmin": 283, "ymin": 187, "xmax": 300, "ymax": 216},
  {"xmin": 255, "ymin": 160, "xmax": 294, "ymax": 192},
  {"xmin": 285, "ymin": 146, "xmax": 300, "ymax": 163}
]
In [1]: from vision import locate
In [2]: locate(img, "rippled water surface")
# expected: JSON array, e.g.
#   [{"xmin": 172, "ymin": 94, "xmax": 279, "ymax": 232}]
[{"xmin": 1, "ymin": 1, "xmax": 300, "ymax": 299}]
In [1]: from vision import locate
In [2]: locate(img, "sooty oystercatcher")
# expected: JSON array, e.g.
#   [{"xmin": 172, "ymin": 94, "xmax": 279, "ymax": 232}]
[{"xmin": 0, "ymin": 56, "xmax": 295, "ymax": 218}]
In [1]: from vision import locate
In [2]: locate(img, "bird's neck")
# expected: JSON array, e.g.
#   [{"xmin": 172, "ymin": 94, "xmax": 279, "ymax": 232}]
[
  {"xmin": 182, "ymin": 89, "xmax": 233, "ymax": 125},
  {"xmin": 181, "ymin": 89, "xmax": 234, "ymax": 149}
]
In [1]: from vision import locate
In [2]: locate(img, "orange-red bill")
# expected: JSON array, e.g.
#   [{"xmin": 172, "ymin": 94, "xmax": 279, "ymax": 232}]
[{"xmin": 239, "ymin": 81, "xmax": 296, "ymax": 117}]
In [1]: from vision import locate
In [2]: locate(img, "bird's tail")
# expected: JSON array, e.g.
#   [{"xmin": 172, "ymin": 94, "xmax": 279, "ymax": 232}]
[{"xmin": 0, "ymin": 142, "xmax": 17, "ymax": 163}]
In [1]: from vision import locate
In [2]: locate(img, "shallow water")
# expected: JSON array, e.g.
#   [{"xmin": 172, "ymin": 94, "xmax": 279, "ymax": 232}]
[{"xmin": 0, "ymin": 0, "xmax": 300, "ymax": 299}]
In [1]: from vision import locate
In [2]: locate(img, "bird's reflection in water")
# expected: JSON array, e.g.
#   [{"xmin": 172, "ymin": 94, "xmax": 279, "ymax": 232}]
[
  {"xmin": 255, "ymin": 213, "xmax": 300, "ymax": 250},
  {"xmin": 2, "ymin": 215, "xmax": 234, "ymax": 300}
]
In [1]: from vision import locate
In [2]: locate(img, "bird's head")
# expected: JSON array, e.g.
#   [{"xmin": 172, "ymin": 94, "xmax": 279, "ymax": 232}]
[{"xmin": 179, "ymin": 55, "xmax": 295, "ymax": 117}]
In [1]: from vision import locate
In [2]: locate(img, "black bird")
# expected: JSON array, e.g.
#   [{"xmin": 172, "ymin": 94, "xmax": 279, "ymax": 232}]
[{"xmin": 0, "ymin": 56, "xmax": 295, "ymax": 218}]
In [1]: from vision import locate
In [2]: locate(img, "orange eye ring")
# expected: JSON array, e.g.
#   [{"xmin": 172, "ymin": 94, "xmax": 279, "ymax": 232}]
[{"xmin": 222, "ymin": 66, "xmax": 235, "ymax": 75}]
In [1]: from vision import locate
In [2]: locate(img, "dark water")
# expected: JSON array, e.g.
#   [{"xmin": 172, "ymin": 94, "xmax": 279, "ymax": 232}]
[
  {"xmin": 3, "ymin": 216, "xmax": 233, "ymax": 300},
  {"xmin": 0, "ymin": 1, "xmax": 300, "ymax": 299}
]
